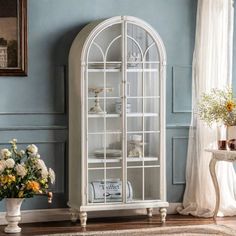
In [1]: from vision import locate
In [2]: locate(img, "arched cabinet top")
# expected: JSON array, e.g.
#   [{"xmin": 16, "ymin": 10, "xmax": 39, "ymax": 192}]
[{"xmin": 69, "ymin": 16, "xmax": 167, "ymax": 66}]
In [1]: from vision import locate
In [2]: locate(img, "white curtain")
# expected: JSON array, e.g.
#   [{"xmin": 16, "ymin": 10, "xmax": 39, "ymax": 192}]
[{"xmin": 177, "ymin": 0, "xmax": 236, "ymax": 217}]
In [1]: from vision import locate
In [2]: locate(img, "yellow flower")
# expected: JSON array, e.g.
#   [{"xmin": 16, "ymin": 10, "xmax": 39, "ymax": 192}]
[
  {"xmin": 7, "ymin": 175, "xmax": 16, "ymax": 183},
  {"xmin": 226, "ymin": 100, "xmax": 235, "ymax": 112},
  {"xmin": 0, "ymin": 175, "xmax": 16, "ymax": 185},
  {"xmin": 26, "ymin": 181, "xmax": 40, "ymax": 193},
  {"xmin": 0, "ymin": 175, "xmax": 8, "ymax": 184},
  {"xmin": 18, "ymin": 191, "xmax": 24, "ymax": 198}
]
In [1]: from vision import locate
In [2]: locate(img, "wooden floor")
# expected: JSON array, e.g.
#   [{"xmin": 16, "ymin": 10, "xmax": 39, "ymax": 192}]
[{"xmin": 0, "ymin": 214, "xmax": 235, "ymax": 235}]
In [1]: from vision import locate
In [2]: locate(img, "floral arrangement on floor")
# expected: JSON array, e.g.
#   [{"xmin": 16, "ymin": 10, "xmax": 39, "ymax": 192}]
[
  {"xmin": 0, "ymin": 139, "xmax": 55, "ymax": 200},
  {"xmin": 198, "ymin": 87, "xmax": 236, "ymax": 126}
]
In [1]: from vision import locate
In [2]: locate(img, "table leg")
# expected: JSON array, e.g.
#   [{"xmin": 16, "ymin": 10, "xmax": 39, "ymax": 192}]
[{"xmin": 209, "ymin": 157, "xmax": 220, "ymax": 218}]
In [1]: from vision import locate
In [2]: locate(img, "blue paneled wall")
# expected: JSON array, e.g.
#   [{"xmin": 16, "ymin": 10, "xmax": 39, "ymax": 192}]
[{"xmin": 0, "ymin": 0, "xmax": 198, "ymax": 211}]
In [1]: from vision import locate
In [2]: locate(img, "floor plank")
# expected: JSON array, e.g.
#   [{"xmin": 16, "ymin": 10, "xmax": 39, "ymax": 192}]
[{"xmin": 0, "ymin": 214, "xmax": 235, "ymax": 235}]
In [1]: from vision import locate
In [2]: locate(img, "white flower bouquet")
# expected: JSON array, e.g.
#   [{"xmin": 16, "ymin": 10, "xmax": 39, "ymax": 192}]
[
  {"xmin": 0, "ymin": 139, "xmax": 55, "ymax": 200},
  {"xmin": 198, "ymin": 87, "xmax": 236, "ymax": 126}
]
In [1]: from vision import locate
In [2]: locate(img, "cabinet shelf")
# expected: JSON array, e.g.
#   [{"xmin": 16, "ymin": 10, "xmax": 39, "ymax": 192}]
[
  {"xmin": 88, "ymin": 157, "xmax": 158, "ymax": 164},
  {"xmin": 88, "ymin": 68, "xmax": 160, "ymax": 73},
  {"xmin": 88, "ymin": 113, "xmax": 159, "ymax": 118}
]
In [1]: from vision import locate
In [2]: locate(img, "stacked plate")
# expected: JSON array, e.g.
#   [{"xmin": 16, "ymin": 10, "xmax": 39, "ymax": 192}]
[{"xmin": 94, "ymin": 149, "xmax": 122, "ymax": 158}]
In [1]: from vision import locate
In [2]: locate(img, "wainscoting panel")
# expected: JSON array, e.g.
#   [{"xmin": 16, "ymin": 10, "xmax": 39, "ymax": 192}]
[
  {"xmin": 166, "ymin": 65, "xmax": 192, "ymax": 126},
  {"xmin": 172, "ymin": 136, "xmax": 188, "ymax": 185},
  {"xmin": 166, "ymin": 127, "xmax": 189, "ymax": 203},
  {"xmin": 172, "ymin": 65, "xmax": 192, "ymax": 113}
]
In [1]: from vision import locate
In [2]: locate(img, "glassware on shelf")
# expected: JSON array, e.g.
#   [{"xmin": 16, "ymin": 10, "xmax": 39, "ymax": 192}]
[
  {"xmin": 127, "ymin": 52, "xmax": 141, "ymax": 67},
  {"xmin": 88, "ymin": 87, "xmax": 113, "ymax": 114},
  {"xmin": 115, "ymin": 100, "xmax": 131, "ymax": 114},
  {"xmin": 128, "ymin": 135, "xmax": 146, "ymax": 158}
]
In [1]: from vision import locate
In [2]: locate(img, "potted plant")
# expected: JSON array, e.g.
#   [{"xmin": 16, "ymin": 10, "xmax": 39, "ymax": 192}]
[
  {"xmin": 198, "ymin": 87, "xmax": 236, "ymax": 150},
  {"xmin": 0, "ymin": 139, "xmax": 55, "ymax": 233}
]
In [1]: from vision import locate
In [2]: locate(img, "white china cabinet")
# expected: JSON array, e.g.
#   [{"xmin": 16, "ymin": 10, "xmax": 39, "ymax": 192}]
[{"xmin": 68, "ymin": 16, "xmax": 168, "ymax": 227}]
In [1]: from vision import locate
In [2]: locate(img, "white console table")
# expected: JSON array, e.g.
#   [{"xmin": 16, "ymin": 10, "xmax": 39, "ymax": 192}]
[{"xmin": 206, "ymin": 149, "xmax": 236, "ymax": 218}]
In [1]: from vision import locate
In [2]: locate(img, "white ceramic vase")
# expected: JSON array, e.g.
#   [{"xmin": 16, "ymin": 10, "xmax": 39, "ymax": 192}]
[
  {"xmin": 227, "ymin": 125, "xmax": 236, "ymax": 140},
  {"xmin": 5, "ymin": 198, "xmax": 24, "ymax": 233}
]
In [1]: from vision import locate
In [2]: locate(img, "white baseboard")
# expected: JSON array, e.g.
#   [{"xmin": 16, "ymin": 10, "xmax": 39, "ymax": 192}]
[{"xmin": 0, "ymin": 203, "xmax": 182, "ymax": 225}]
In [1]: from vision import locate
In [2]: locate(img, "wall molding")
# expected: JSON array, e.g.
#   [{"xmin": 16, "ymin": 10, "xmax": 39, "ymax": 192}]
[
  {"xmin": 0, "ymin": 112, "xmax": 66, "ymax": 115},
  {"xmin": 0, "ymin": 126, "xmax": 67, "ymax": 131},
  {"xmin": 166, "ymin": 124, "xmax": 190, "ymax": 129},
  {"xmin": 0, "ymin": 203, "xmax": 182, "ymax": 225},
  {"xmin": 172, "ymin": 136, "xmax": 188, "ymax": 185}
]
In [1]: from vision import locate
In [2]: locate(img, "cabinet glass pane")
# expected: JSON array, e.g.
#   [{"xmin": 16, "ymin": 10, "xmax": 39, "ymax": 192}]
[
  {"xmin": 88, "ymin": 169, "xmax": 124, "ymax": 204},
  {"xmin": 144, "ymin": 117, "xmax": 159, "ymax": 132},
  {"xmin": 127, "ymin": 117, "xmax": 142, "ymax": 132},
  {"xmin": 89, "ymin": 23, "xmax": 122, "ymax": 62},
  {"xmin": 88, "ymin": 169, "xmax": 105, "ymax": 203},
  {"xmin": 145, "ymin": 133, "xmax": 160, "ymax": 158},
  {"xmin": 144, "ymin": 98, "xmax": 159, "ymax": 114},
  {"xmin": 127, "ymin": 72, "xmax": 142, "ymax": 97},
  {"xmin": 106, "ymin": 72, "xmax": 122, "ymax": 98},
  {"xmin": 106, "ymin": 169, "xmax": 123, "ymax": 203},
  {"xmin": 144, "ymin": 167, "xmax": 160, "ymax": 200},
  {"xmin": 88, "ymin": 134, "xmax": 104, "ymax": 159},
  {"xmin": 127, "ymin": 23, "xmax": 160, "ymax": 66},
  {"xmin": 88, "ymin": 134, "xmax": 122, "ymax": 158},
  {"xmin": 88, "ymin": 117, "xmax": 104, "ymax": 133},
  {"xmin": 127, "ymin": 98, "xmax": 143, "ymax": 114},
  {"xmin": 127, "ymin": 133, "xmax": 144, "ymax": 158},
  {"xmin": 127, "ymin": 168, "xmax": 143, "ymax": 202},
  {"xmin": 144, "ymin": 72, "xmax": 160, "ymax": 97}
]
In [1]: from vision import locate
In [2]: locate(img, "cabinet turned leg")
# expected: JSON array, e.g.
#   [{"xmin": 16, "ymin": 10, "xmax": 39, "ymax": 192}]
[
  {"xmin": 147, "ymin": 208, "xmax": 153, "ymax": 217},
  {"xmin": 79, "ymin": 211, "xmax": 87, "ymax": 227},
  {"xmin": 70, "ymin": 208, "xmax": 79, "ymax": 223},
  {"xmin": 159, "ymin": 208, "xmax": 167, "ymax": 223}
]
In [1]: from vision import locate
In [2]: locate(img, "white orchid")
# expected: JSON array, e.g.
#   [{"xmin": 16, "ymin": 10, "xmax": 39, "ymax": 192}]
[{"xmin": 1, "ymin": 149, "xmax": 12, "ymax": 159}]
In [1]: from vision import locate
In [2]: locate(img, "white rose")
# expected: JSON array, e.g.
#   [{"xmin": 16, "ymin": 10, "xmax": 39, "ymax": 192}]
[
  {"xmin": 48, "ymin": 168, "xmax": 55, "ymax": 184},
  {"xmin": 1, "ymin": 149, "xmax": 12, "ymax": 159},
  {"xmin": 5, "ymin": 158, "xmax": 15, "ymax": 169},
  {"xmin": 27, "ymin": 144, "xmax": 38, "ymax": 156},
  {"xmin": 15, "ymin": 164, "xmax": 27, "ymax": 178},
  {"xmin": 36, "ymin": 159, "xmax": 48, "ymax": 178},
  {"xmin": 0, "ymin": 160, "xmax": 6, "ymax": 173}
]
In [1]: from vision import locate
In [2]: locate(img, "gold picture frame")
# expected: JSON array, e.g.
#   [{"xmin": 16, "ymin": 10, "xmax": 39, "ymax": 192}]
[{"xmin": 0, "ymin": 0, "xmax": 27, "ymax": 76}]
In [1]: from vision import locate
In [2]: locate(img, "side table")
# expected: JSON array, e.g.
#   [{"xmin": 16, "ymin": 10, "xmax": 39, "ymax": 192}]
[{"xmin": 206, "ymin": 149, "xmax": 236, "ymax": 218}]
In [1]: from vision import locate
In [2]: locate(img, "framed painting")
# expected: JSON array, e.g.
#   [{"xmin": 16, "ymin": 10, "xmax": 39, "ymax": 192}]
[{"xmin": 0, "ymin": 0, "xmax": 27, "ymax": 76}]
